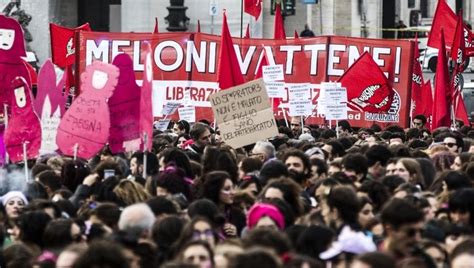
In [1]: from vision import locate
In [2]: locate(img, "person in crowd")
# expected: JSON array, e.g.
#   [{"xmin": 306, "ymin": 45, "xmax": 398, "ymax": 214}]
[
  {"xmin": 186, "ymin": 122, "xmax": 212, "ymax": 157},
  {"xmin": 173, "ymin": 120, "xmax": 190, "ymax": 135},
  {"xmin": 250, "ymin": 141, "xmax": 276, "ymax": 163},
  {"xmin": 412, "ymin": 114, "xmax": 427, "ymax": 130}
]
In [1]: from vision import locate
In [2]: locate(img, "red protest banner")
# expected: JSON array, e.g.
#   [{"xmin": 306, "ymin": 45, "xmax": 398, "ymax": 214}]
[{"xmin": 76, "ymin": 32, "xmax": 413, "ymax": 128}]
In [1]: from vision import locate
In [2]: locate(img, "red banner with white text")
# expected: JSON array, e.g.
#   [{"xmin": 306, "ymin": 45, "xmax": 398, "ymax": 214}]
[{"xmin": 77, "ymin": 32, "xmax": 414, "ymax": 128}]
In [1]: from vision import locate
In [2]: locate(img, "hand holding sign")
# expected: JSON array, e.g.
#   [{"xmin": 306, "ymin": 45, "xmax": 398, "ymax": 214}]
[
  {"xmin": 57, "ymin": 61, "xmax": 119, "ymax": 159},
  {"xmin": 4, "ymin": 77, "xmax": 41, "ymax": 162}
]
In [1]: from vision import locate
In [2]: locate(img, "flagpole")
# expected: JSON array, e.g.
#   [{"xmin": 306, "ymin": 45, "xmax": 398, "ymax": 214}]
[{"xmin": 240, "ymin": 0, "xmax": 244, "ymax": 38}]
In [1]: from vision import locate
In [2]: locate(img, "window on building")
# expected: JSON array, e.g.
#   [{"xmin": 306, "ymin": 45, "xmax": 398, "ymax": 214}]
[{"xmin": 408, "ymin": 0, "xmax": 415, "ymax": 8}]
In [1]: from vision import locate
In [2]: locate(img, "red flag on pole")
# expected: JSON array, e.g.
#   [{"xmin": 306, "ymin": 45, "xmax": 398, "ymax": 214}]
[
  {"xmin": 244, "ymin": 0, "xmax": 263, "ymax": 20},
  {"xmin": 294, "ymin": 30, "xmax": 299, "ymax": 39},
  {"xmin": 427, "ymin": 0, "xmax": 474, "ymax": 55},
  {"xmin": 244, "ymin": 24, "xmax": 250, "ymax": 39},
  {"xmin": 50, "ymin": 23, "xmax": 91, "ymax": 68},
  {"xmin": 451, "ymin": 11, "xmax": 466, "ymax": 71},
  {"xmin": 411, "ymin": 34, "xmax": 425, "ymax": 118},
  {"xmin": 432, "ymin": 29, "xmax": 452, "ymax": 129},
  {"xmin": 338, "ymin": 52, "xmax": 394, "ymax": 113},
  {"xmin": 421, "ymin": 80, "xmax": 433, "ymax": 129},
  {"xmin": 197, "ymin": 20, "xmax": 201, "ymax": 33},
  {"xmin": 217, "ymin": 11, "xmax": 245, "ymax": 90},
  {"xmin": 153, "ymin": 17, "xmax": 159, "ymax": 34},
  {"xmin": 274, "ymin": 3, "xmax": 286, "ymax": 40}
]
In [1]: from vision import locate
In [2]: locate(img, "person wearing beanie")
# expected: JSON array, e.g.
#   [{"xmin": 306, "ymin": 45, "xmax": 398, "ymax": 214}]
[
  {"xmin": 1, "ymin": 191, "xmax": 28, "ymax": 221},
  {"xmin": 247, "ymin": 203, "xmax": 285, "ymax": 230}
]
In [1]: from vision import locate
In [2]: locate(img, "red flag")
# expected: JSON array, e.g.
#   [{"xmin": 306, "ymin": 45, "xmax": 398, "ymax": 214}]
[
  {"xmin": 274, "ymin": 3, "xmax": 286, "ymax": 40},
  {"xmin": 421, "ymin": 80, "xmax": 433, "ymax": 128},
  {"xmin": 451, "ymin": 12, "xmax": 466, "ymax": 71},
  {"xmin": 411, "ymin": 34, "xmax": 425, "ymax": 117},
  {"xmin": 427, "ymin": 0, "xmax": 474, "ymax": 55},
  {"xmin": 294, "ymin": 30, "xmax": 299, "ymax": 39},
  {"xmin": 197, "ymin": 20, "xmax": 201, "ymax": 33},
  {"xmin": 432, "ymin": 29, "xmax": 452, "ymax": 129},
  {"xmin": 454, "ymin": 92, "xmax": 470, "ymax": 126},
  {"xmin": 22, "ymin": 60, "xmax": 37, "ymax": 86},
  {"xmin": 338, "ymin": 52, "xmax": 394, "ymax": 113},
  {"xmin": 217, "ymin": 11, "xmax": 245, "ymax": 90},
  {"xmin": 50, "ymin": 23, "xmax": 91, "ymax": 68},
  {"xmin": 244, "ymin": 24, "xmax": 250, "ymax": 39},
  {"xmin": 153, "ymin": 17, "xmax": 159, "ymax": 34},
  {"xmin": 244, "ymin": 0, "xmax": 263, "ymax": 20}
]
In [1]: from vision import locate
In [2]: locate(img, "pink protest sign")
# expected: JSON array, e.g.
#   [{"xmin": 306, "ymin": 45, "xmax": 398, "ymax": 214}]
[
  {"xmin": 140, "ymin": 43, "xmax": 153, "ymax": 151},
  {"xmin": 108, "ymin": 53, "xmax": 141, "ymax": 153},
  {"xmin": 56, "ymin": 61, "xmax": 119, "ymax": 159},
  {"xmin": 4, "ymin": 77, "xmax": 41, "ymax": 163},
  {"xmin": 0, "ymin": 15, "xmax": 31, "ymax": 107},
  {"xmin": 34, "ymin": 59, "xmax": 67, "ymax": 154}
]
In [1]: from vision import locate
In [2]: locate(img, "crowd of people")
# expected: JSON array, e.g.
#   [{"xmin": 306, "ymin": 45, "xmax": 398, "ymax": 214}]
[{"xmin": 0, "ymin": 114, "xmax": 474, "ymax": 268}]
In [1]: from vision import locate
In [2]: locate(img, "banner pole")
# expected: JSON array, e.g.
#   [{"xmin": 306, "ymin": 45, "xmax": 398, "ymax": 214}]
[
  {"xmin": 23, "ymin": 142, "xmax": 28, "ymax": 182},
  {"xmin": 282, "ymin": 107, "xmax": 289, "ymax": 127},
  {"xmin": 240, "ymin": 0, "xmax": 244, "ymax": 38},
  {"xmin": 336, "ymin": 120, "xmax": 339, "ymax": 139},
  {"xmin": 73, "ymin": 143, "xmax": 78, "ymax": 160},
  {"xmin": 142, "ymin": 132, "xmax": 148, "ymax": 179},
  {"xmin": 4, "ymin": 104, "xmax": 8, "ymax": 165}
]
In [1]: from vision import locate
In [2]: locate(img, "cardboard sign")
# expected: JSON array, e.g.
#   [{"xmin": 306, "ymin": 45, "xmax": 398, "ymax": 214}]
[
  {"xmin": 35, "ymin": 59, "xmax": 67, "ymax": 154},
  {"xmin": 108, "ymin": 53, "xmax": 141, "ymax": 153},
  {"xmin": 154, "ymin": 119, "xmax": 170, "ymax": 131},
  {"xmin": 265, "ymin": 82, "xmax": 286, "ymax": 98},
  {"xmin": 209, "ymin": 79, "xmax": 278, "ymax": 148},
  {"xmin": 178, "ymin": 106, "xmax": 196, "ymax": 123},
  {"xmin": 57, "ymin": 61, "xmax": 119, "ymax": 159},
  {"xmin": 4, "ymin": 77, "xmax": 41, "ymax": 162},
  {"xmin": 262, "ymin": 64, "xmax": 284, "ymax": 82}
]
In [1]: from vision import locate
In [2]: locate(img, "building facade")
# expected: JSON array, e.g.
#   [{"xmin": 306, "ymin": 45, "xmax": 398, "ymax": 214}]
[{"xmin": 1, "ymin": 0, "xmax": 472, "ymax": 64}]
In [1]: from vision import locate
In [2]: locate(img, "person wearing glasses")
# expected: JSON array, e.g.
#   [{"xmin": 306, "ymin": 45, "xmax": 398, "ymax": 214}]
[
  {"xmin": 441, "ymin": 133, "xmax": 464, "ymax": 155},
  {"xmin": 412, "ymin": 114, "xmax": 427, "ymax": 130}
]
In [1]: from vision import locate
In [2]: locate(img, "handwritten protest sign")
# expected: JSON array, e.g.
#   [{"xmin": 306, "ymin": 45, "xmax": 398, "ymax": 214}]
[
  {"xmin": 210, "ymin": 79, "xmax": 278, "ymax": 148},
  {"xmin": 56, "ymin": 61, "xmax": 119, "ymax": 159},
  {"xmin": 178, "ymin": 106, "xmax": 196, "ymax": 123},
  {"xmin": 34, "ymin": 59, "xmax": 67, "ymax": 154},
  {"xmin": 262, "ymin": 65, "xmax": 284, "ymax": 82}
]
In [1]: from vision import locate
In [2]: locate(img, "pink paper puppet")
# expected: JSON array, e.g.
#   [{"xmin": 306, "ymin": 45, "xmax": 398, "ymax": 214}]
[
  {"xmin": 140, "ymin": 43, "xmax": 153, "ymax": 151},
  {"xmin": 4, "ymin": 77, "xmax": 41, "ymax": 163},
  {"xmin": 108, "ymin": 53, "xmax": 141, "ymax": 153},
  {"xmin": 0, "ymin": 15, "xmax": 31, "ymax": 107},
  {"xmin": 34, "ymin": 59, "xmax": 67, "ymax": 117},
  {"xmin": 34, "ymin": 59, "xmax": 67, "ymax": 154},
  {"xmin": 56, "ymin": 61, "xmax": 119, "ymax": 159}
]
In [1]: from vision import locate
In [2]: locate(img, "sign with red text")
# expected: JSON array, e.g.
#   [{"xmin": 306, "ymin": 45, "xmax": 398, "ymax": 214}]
[{"xmin": 77, "ymin": 32, "xmax": 414, "ymax": 128}]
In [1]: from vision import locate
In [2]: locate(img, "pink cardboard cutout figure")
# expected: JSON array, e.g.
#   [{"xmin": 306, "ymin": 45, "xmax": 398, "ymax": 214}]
[
  {"xmin": 140, "ymin": 43, "xmax": 153, "ymax": 151},
  {"xmin": 34, "ymin": 59, "xmax": 67, "ymax": 154},
  {"xmin": 0, "ymin": 15, "xmax": 31, "ymax": 107},
  {"xmin": 4, "ymin": 77, "xmax": 41, "ymax": 163},
  {"xmin": 108, "ymin": 53, "xmax": 141, "ymax": 153},
  {"xmin": 56, "ymin": 61, "xmax": 119, "ymax": 159}
]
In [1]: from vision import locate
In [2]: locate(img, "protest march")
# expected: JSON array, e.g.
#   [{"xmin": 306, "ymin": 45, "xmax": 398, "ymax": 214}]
[{"xmin": 0, "ymin": 0, "xmax": 474, "ymax": 267}]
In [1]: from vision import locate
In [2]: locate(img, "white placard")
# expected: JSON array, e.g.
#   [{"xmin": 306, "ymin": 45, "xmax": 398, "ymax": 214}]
[
  {"xmin": 265, "ymin": 82, "xmax": 286, "ymax": 98},
  {"xmin": 288, "ymin": 83, "xmax": 311, "ymax": 100},
  {"xmin": 325, "ymin": 104, "xmax": 348, "ymax": 120},
  {"xmin": 325, "ymin": 87, "xmax": 348, "ymax": 103},
  {"xmin": 262, "ymin": 65, "xmax": 284, "ymax": 82},
  {"xmin": 162, "ymin": 102, "xmax": 180, "ymax": 115},
  {"xmin": 154, "ymin": 119, "xmax": 171, "ymax": 131},
  {"xmin": 178, "ymin": 106, "xmax": 196, "ymax": 123},
  {"xmin": 289, "ymin": 100, "xmax": 312, "ymax": 116}
]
